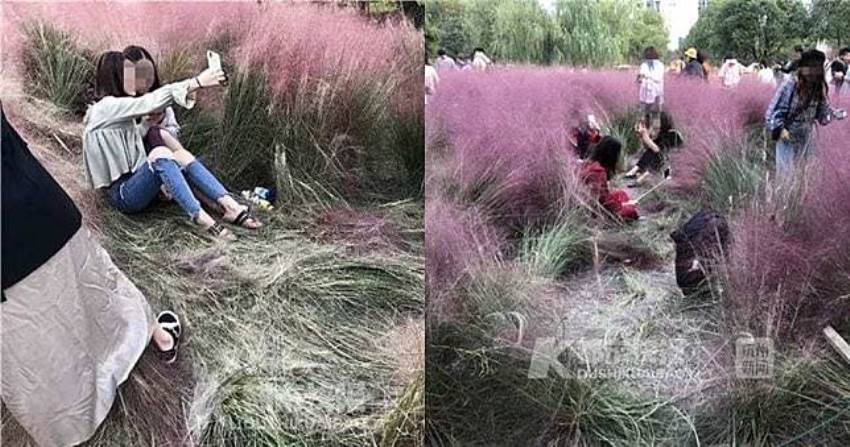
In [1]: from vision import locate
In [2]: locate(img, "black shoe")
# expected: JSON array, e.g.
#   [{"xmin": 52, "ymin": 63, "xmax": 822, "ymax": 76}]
[{"xmin": 155, "ymin": 311, "xmax": 181, "ymax": 364}]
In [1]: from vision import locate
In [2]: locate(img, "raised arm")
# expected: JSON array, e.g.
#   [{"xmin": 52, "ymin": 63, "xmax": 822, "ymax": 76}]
[{"xmin": 87, "ymin": 67, "xmax": 225, "ymax": 130}]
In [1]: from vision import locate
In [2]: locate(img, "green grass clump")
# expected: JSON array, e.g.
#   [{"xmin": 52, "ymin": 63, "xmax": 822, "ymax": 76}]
[
  {"xmin": 693, "ymin": 351, "xmax": 850, "ymax": 445},
  {"xmin": 701, "ymin": 142, "xmax": 768, "ymax": 214},
  {"xmin": 20, "ymin": 21, "xmax": 95, "ymax": 115},
  {"xmin": 519, "ymin": 209, "xmax": 591, "ymax": 278}
]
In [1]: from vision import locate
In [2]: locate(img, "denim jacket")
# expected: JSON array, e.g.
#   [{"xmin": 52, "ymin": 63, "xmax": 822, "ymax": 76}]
[{"xmin": 765, "ymin": 78, "xmax": 833, "ymax": 143}]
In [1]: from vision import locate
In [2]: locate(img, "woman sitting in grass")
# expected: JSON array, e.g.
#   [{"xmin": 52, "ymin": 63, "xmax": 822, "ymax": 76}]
[
  {"xmin": 83, "ymin": 50, "xmax": 261, "ymax": 241},
  {"xmin": 623, "ymin": 111, "xmax": 683, "ymax": 185},
  {"xmin": 582, "ymin": 136, "xmax": 638, "ymax": 222}
]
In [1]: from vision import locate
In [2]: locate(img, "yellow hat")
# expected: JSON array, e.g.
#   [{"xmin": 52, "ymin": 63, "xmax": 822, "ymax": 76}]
[{"xmin": 684, "ymin": 48, "xmax": 697, "ymax": 59}]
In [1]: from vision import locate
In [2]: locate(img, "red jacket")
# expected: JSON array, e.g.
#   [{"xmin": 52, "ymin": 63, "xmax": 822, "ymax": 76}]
[{"xmin": 582, "ymin": 161, "xmax": 638, "ymax": 222}]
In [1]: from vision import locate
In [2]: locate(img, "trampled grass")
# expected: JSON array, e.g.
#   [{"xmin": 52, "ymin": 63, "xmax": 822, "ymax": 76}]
[
  {"xmin": 1, "ymin": 2, "xmax": 424, "ymax": 445},
  {"xmin": 426, "ymin": 65, "xmax": 850, "ymax": 444}
]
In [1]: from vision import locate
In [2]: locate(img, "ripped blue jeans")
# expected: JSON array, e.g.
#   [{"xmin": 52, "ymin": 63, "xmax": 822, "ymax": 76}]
[{"xmin": 106, "ymin": 158, "xmax": 227, "ymax": 220}]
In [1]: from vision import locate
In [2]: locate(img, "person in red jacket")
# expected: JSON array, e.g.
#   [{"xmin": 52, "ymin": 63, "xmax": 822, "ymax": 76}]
[{"xmin": 582, "ymin": 136, "xmax": 638, "ymax": 222}]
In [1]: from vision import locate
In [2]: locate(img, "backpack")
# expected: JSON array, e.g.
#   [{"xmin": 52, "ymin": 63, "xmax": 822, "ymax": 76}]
[{"xmin": 670, "ymin": 210, "xmax": 729, "ymax": 295}]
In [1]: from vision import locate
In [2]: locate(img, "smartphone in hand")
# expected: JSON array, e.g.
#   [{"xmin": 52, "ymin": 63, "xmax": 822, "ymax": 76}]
[{"xmin": 206, "ymin": 50, "xmax": 227, "ymax": 85}]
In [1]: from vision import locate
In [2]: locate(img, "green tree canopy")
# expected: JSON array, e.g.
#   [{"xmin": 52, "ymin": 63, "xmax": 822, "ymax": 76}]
[
  {"xmin": 426, "ymin": 0, "xmax": 668, "ymax": 66},
  {"xmin": 810, "ymin": 0, "xmax": 850, "ymax": 49},
  {"xmin": 685, "ymin": 0, "xmax": 810, "ymax": 65}
]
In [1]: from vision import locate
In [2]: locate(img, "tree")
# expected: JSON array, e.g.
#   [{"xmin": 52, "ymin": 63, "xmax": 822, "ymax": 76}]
[
  {"xmin": 810, "ymin": 0, "xmax": 850, "ymax": 49},
  {"xmin": 425, "ymin": 0, "xmax": 471, "ymax": 57},
  {"xmin": 685, "ymin": 0, "xmax": 809, "ymax": 65}
]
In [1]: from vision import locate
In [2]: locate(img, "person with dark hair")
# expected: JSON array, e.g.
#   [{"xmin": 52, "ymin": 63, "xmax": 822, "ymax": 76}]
[
  {"xmin": 123, "ymin": 45, "xmax": 180, "ymax": 137},
  {"xmin": 2, "ymin": 103, "xmax": 182, "ymax": 445},
  {"xmin": 718, "ymin": 52, "xmax": 743, "ymax": 88},
  {"xmin": 681, "ymin": 47, "xmax": 705, "ymax": 80},
  {"xmin": 696, "ymin": 49, "xmax": 711, "ymax": 81},
  {"xmin": 84, "ymin": 50, "xmax": 261, "ymax": 241},
  {"xmin": 624, "ymin": 111, "xmax": 683, "ymax": 184},
  {"xmin": 637, "ymin": 46, "xmax": 664, "ymax": 118},
  {"xmin": 471, "ymin": 47, "xmax": 491, "ymax": 71},
  {"xmin": 766, "ymin": 49, "xmax": 847, "ymax": 184},
  {"xmin": 827, "ymin": 47, "xmax": 850, "ymax": 97},
  {"xmin": 435, "ymin": 48, "xmax": 457, "ymax": 71},
  {"xmin": 581, "ymin": 136, "xmax": 638, "ymax": 222},
  {"xmin": 829, "ymin": 59, "xmax": 848, "ymax": 97}
]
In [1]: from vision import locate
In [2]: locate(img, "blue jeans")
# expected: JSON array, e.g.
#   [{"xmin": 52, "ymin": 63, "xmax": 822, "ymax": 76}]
[
  {"xmin": 106, "ymin": 158, "xmax": 228, "ymax": 219},
  {"xmin": 774, "ymin": 137, "xmax": 812, "ymax": 187}
]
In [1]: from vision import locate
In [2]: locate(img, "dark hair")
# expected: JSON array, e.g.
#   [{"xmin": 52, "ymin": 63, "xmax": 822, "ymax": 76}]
[
  {"xmin": 437, "ymin": 48, "xmax": 447, "ymax": 56},
  {"xmin": 658, "ymin": 111, "xmax": 674, "ymax": 134},
  {"xmin": 590, "ymin": 136, "xmax": 622, "ymax": 179},
  {"xmin": 123, "ymin": 45, "xmax": 161, "ymax": 91},
  {"xmin": 94, "ymin": 51, "xmax": 129, "ymax": 99},
  {"xmin": 696, "ymin": 50, "xmax": 707, "ymax": 64},
  {"xmin": 840, "ymin": 47, "xmax": 850, "ymax": 57},
  {"xmin": 473, "ymin": 47, "xmax": 485, "ymax": 54},
  {"xmin": 795, "ymin": 52, "xmax": 828, "ymax": 109},
  {"xmin": 644, "ymin": 47, "xmax": 659, "ymax": 60},
  {"xmin": 724, "ymin": 52, "xmax": 735, "ymax": 61},
  {"xmin": 831, "ymin": 60, "xmax": 847, "ymax": 75},
  {"xmin": 794, "ymin": 45, "xmax": 804, "ymax": 53}
]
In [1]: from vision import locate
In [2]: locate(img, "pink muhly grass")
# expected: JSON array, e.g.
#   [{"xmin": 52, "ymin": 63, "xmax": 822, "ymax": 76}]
[
  {"xmin": 426, "ymin": 69, "xmax": 590, "ymax": 231},
  {"xmin": 724, "ymin": 111, "xmax": 850, "ymax": 340},
  {"xmin": 232, "ymin": 4, "xmax": 421, "ymax": 104},
  {"xmin": 426, "ymin": 197, "xmax": 505, "ymax": 324},
  {"xmin": 1, "ymin": 1, "xmax": 253, "ymax": 70}
]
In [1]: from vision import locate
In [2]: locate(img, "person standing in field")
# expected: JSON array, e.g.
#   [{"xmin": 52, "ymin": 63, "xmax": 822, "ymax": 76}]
[
  {"xmin": 681, "ymin": 48, "xmax": 705, "ymax": 80},
  {"xmin": 425, "ymin": 59, "xmax": 439, "ymax": 105},
  {"xmin": 718, "ymin": 53, "xmax": 744, "ymax": 88},
  {"xmin": 471, "ymin": 47, "xmax": 492, "ymax": 71},
  {"xmin": 697, "ymin": 50, "xmax": 712, "ymax": 82},
  {"xmin": 435, "ymin": 48, "xmax": 458, "ymax": 71},
  {"xmin": 637, "ymin": 47, "xmax": 665, "ymax": 117},
  {"xmin": 765, "ymin": 50, "xmax": 847, "ymax": 185}
]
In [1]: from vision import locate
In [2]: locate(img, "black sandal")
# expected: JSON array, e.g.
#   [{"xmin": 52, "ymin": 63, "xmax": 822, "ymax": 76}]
[
  {"xmin": 206, "ymin": 222, "xmax": 237, "ymax": 241},
  {"xmin": 225, "ymin": 208, "xmax": 262, "ymax": 229},
  {"xmin": 155, "ymin": 311, "xmax": 181, "ymax": 364}
]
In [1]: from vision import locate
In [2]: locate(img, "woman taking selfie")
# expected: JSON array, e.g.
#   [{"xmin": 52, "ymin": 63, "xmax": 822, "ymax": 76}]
[{"xmin": 83, "ymin": 50, "xmax": 260, "ymax": 241}]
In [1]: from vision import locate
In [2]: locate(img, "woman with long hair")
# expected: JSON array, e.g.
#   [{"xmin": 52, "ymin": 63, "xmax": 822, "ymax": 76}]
[
  {"xmin": 766, "ymin": 49, "xmax": 846, "ymax": 184},
  {"xmin": 581, "ymin": 136, "xmax": 638, "ymax": 222},
  {"xmin": 83, "ymin": 50, "xmax": 260, "ymax": 241}
]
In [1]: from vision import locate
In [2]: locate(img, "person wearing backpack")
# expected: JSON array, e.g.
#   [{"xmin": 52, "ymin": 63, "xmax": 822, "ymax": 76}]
[
  {"xmin": 718, "ymin": 53, "xmax": 744, "ymax": 88},
  {"xmin": 765, "ymin": 49, "xmax": 847, "ymax": 184}
]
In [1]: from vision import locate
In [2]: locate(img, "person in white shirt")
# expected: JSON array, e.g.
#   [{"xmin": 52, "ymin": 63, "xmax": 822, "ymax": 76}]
[
  {"xmin": 434, "ymin": 49, "xmax": 458, "ymax": 71},
  {"xmin": 637, "ymin": 46, "xmax": 665, "ymax": 131},
  {"xmin": 471, "ymin": 47, "xmax": 492, "ymax": 71},
  {"xmin": 718, "ymin": 53, "xmax": 744, "ymax": 88},
  {"xmin": 425, "ymin": 62, "xmax": 439, "ymax": 105}
]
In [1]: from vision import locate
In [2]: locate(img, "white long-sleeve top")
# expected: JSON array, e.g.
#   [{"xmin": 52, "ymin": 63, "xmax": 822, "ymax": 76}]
[{"xmin": 638, "ymin": 60, "xmax": 665, "ymax": 105}]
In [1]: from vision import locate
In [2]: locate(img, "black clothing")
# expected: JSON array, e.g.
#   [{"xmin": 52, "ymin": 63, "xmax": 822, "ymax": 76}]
[{"xmin": 1, "ymin": 105, "xmax": 82, "ymax": 301}]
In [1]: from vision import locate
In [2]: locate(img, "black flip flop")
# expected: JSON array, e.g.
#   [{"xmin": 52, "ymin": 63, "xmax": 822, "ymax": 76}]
[{"xmin": 156, "ymin": 311, "xmax": 181, "ymax": 364}]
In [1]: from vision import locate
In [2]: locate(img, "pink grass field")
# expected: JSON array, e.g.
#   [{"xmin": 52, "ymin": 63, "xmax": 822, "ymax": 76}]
[{"xmin": 426, "ymin": 66, "xmax": 850, "ymax": 338}]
